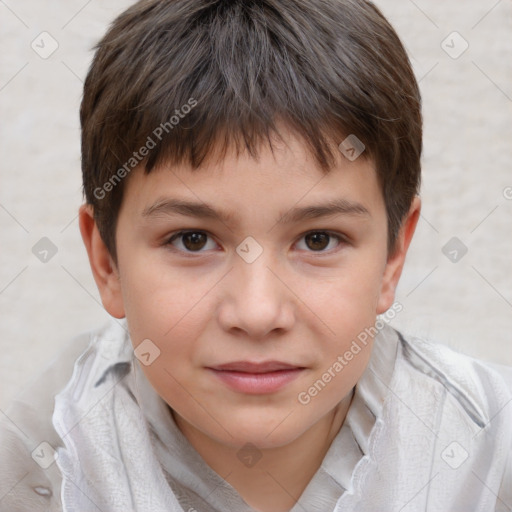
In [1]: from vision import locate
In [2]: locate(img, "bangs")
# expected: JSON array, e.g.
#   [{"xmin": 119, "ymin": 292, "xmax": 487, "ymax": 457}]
[{"xmin": 81, "ymin": 0, "xmax": 421, "ymax": 261}]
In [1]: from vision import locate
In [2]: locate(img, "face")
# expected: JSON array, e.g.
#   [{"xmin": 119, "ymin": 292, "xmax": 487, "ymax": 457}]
[{"xmin": 83, "ymin": 128, "xmax": 417, "ymax": 451}]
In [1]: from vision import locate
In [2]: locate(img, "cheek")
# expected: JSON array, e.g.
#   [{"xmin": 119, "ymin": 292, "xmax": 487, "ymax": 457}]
[
  {"xmin": 119, "ymin": 262, "xmax": 222, "ymax": 387},
  {"xmin": 294, "ymin": 272, "xmax": 381, "ymax": 415},
  {"xmin": 308, "ymin": 257, "xmax": 384, "ymax": 335},
  {"xmin": 123, "ymin": 284, "xmax": 209, "ymax": 367},
  {"xmin": 118, "ymin": 248, "xmax": 212, "ymax": 335},
  {"xmin": 123, "ymin": 284, "xmax": 208, "ymax": 412}
]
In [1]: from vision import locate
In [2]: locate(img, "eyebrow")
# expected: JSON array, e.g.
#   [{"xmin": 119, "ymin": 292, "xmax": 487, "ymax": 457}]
[{"xmin": 141, "ymin": 197, "xmax": 370, "ymax": 225}]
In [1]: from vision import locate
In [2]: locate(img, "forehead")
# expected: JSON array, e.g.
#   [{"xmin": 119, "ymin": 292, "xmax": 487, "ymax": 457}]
[{"xmin": 119, "ymin": 130, "xmax": 385, "ymax": 227}]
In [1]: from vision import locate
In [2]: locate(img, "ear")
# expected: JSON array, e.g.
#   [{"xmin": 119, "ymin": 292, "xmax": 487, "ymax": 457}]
[
  {"xmin": 78, "ymin": 204, "xmax": 125, "ymax": 318},
  {"xmin": 376, "ymin": 196, "xmax": 421, "ymax": 314}
]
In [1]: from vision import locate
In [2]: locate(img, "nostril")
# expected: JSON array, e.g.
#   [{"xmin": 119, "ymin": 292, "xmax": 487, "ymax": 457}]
[{"xmin": 33, "ymin": 485, "xmax": 52, "ymax": 498}]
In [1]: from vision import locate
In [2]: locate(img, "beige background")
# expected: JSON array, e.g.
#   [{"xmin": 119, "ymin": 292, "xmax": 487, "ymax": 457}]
[{"xmin": 1, "ymin": 0, "xmax": 511, "ymax": 410}]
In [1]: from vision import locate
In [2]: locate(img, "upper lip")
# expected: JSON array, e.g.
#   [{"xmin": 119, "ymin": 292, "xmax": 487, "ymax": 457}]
[{"xmin": 208, "ymin": 361, "xmax": 303, "ymax": 373}]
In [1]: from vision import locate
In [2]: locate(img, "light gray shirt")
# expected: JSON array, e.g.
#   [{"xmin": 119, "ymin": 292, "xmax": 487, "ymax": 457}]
[
  {"xmin": 135, "ymin": 325, "xmax": 396, "ymax": 512},
  {"xmin": 2, "ymin": 318, "xmax": 512, "ymax": 511}
]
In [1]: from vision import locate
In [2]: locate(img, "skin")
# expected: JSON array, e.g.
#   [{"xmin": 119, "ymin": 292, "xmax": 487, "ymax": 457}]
[{"xmin": 79, "ymin": 127, "xmax": 420, "ymax": 512}]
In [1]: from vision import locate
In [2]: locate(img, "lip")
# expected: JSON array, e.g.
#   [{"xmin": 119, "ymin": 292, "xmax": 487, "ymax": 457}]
[
  {"xmin": 209, "ymin": 360, "xmax": 302, "ymax": 373},
  {"xmin": 206, "ymin": 361, "xmax": 305, "ymax": 394}
]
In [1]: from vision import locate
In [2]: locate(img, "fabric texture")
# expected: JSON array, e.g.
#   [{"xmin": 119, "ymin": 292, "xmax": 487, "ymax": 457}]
[{"xmin": 1, "ymin": 317, "xmax": 512, "ymax": 511}]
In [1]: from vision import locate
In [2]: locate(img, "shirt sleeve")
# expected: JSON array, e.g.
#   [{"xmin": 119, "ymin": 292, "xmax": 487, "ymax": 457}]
[
  {"xmin": 0, "ymin": 330, "xmax": 92, "ymax": 511},
  {"xmin": 497, "ymin": 451, "xmax": 512, "ymax": 511},
  {"xmin": 487, "ymin": 361, "xmax": 512, "ymax": 511}
]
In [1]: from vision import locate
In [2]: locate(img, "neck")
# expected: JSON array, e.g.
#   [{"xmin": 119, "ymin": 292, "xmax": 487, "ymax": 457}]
[{"xmin": 172, "ymin": 389, "xmax": 354, "ymax": 512}]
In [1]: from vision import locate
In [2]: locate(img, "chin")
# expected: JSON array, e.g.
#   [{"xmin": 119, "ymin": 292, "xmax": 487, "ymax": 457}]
[{"xmin": 211, "ymin": 410, "xmax": 311, "ymax": 450}]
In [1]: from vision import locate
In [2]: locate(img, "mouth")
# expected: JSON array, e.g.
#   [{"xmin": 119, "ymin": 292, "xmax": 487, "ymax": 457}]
[
  {"xmin": 206, "ymin": 361, "xmax": 306, "ymax": 394},
  {"xmin": 209, "ymin": 360, "xmax": 304, "ymax": 373}
]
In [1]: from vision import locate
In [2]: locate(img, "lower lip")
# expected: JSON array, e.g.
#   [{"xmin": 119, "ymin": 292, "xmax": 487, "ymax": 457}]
[{"xmin": 207, "ymin": 368, "xmax": 304, "ymax": 394}]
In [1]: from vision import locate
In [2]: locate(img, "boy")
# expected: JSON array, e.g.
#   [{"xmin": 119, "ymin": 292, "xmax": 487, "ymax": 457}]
[{"xmin": 1, "ymin": 0, "xmax": 511, "ymax": 510}]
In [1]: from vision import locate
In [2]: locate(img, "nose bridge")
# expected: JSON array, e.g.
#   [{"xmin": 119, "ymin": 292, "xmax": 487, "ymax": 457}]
[
  {"xmin": 238, "ymin": 252, "xmax": 279, "ymax": 301},
  {"xmin": 235, "ymin": 235, "xmax": 281, "ymax": 293},
  {"xmin": 217, "ymin": 242, "xmax": 295, "ymax": 338}
]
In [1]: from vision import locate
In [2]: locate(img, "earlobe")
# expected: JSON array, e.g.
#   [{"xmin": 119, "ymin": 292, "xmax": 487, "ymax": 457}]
[
  {"xmin": 376, "ymin": 196, "xmax": 421, "ymax": 314},
  {"xmin": 78, "ymin": 204, "xmax": 126, "ymax": 319}
]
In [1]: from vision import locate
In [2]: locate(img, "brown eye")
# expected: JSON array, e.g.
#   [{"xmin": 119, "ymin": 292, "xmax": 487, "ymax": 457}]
[
  {"xmin": 305, "ymin": 232, "xmax": 330, "ymax": 251},
  {"xmin": 167, "ymin": 231, "xmax": 216, "ymax": 252},
  {"xmin": 182, "ymin": 232, "xmax": 207, "ymax": 251},
  {"xmin": 296, "ymin": 231, "xmax": 344, "ymax": 253}
]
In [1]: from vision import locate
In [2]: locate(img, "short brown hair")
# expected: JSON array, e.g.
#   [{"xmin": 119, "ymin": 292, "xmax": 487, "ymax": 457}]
[{"xmin": 81, "ymin": 0, "xmax": 422, "ymax": 263}]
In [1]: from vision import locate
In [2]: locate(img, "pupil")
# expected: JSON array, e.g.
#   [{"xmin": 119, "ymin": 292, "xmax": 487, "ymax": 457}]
[
  {"xmin": 306, "ymin": 232, "xmax": 329, "ymax": 251},
  {"xmin": 184, "ymin": 232, "xmax": 206, "ymax": 251}
]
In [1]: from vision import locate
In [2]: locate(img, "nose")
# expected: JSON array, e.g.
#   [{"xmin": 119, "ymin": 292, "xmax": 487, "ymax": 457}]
[{"xmin": 216, "ymin": 251, "xmax": 295, "ymax": 340}]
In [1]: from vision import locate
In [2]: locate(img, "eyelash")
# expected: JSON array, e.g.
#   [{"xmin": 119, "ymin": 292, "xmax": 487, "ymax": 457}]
[{"xmin": 164, "ymin": 230, "xmax": 348, "ymax": 255}]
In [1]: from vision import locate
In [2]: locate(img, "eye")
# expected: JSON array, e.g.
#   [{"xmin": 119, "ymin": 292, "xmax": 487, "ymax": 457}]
[
  {"xmin": 165, "ymin": 230, "xmax": 347, "ymax": 255},
  {"xmin": 166, "ymin": 231, "xmax": 218, "ymax": 253},
  {"xmin": 295, "ymin": 231, "xmax": 346, "ymax": 253}
]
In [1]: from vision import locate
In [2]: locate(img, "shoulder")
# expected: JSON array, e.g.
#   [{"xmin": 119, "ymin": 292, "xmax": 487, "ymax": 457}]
[
  {"xmin": 394, "ymin": 329, "xmax": 512, "ymax": 508},
  {"xmin": 0, "ymin": 323, "xmax": 107, "ymax": 511},
  {"xmin": 485, "ymin": 361, "xmax": 512, "ymax": 510},
  {"xmin": 395, "ymin": 329, "xmax": 512, "ymax": 423}
]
